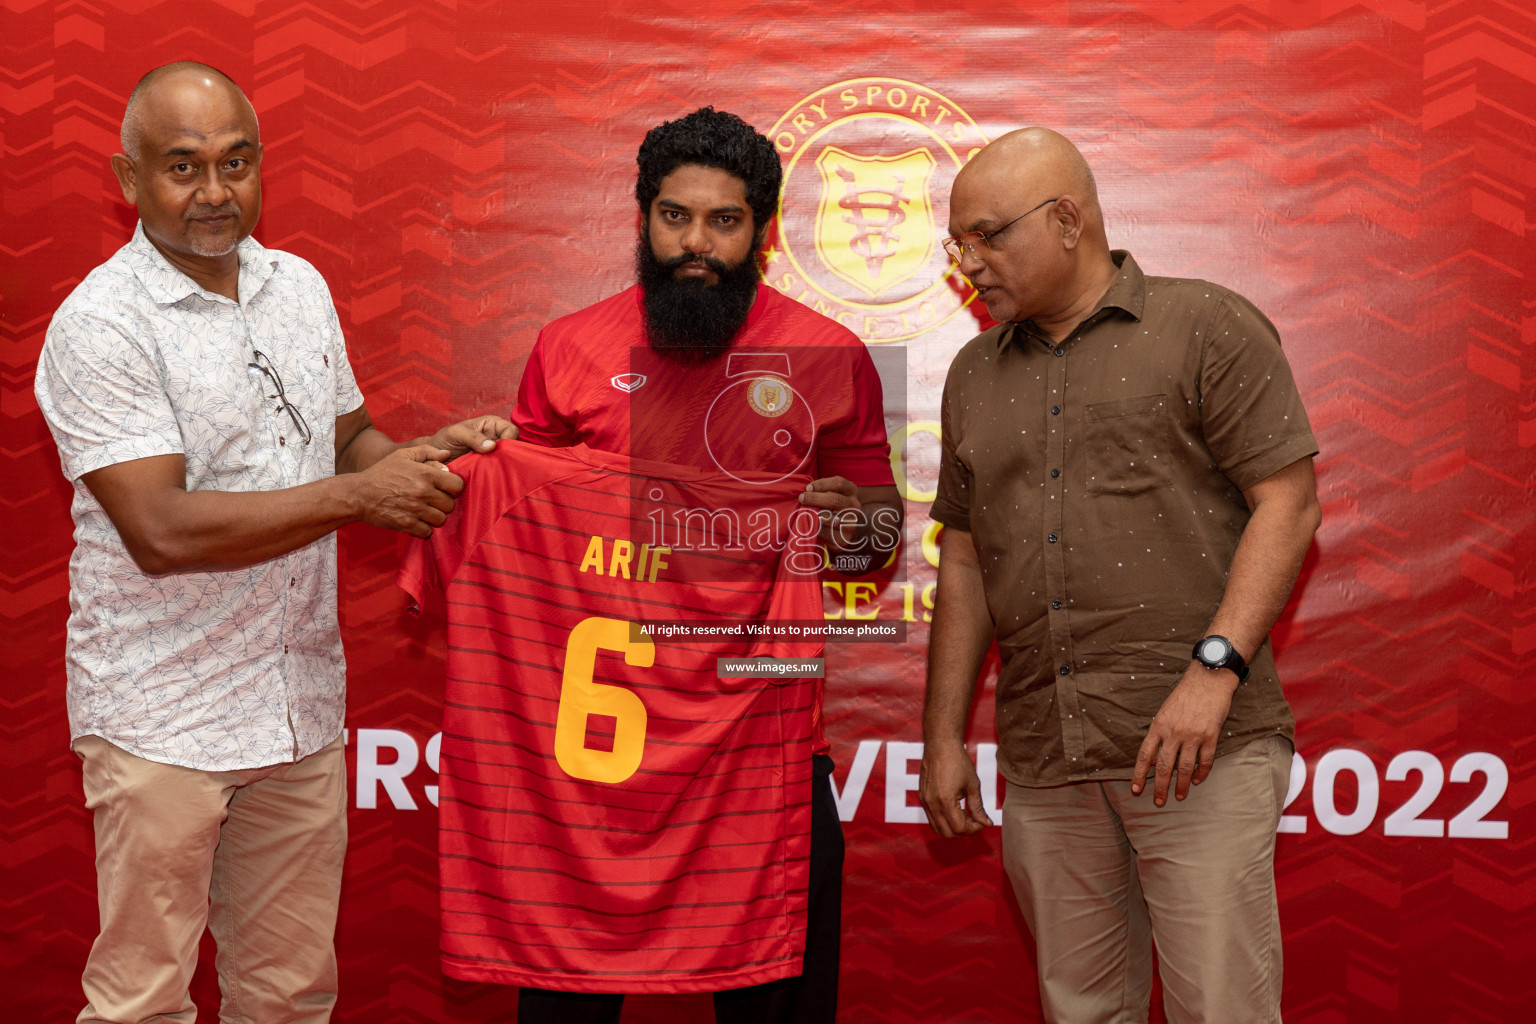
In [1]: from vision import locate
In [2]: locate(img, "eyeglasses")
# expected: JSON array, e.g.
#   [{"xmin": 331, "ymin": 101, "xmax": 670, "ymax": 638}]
[
  {"xmin": 248, "ymin": 349, "xmax": 312, "ymax": 445},
  {"xmin": 942, "ymin": 197, "xmax": 1061, "ymax": 262}
]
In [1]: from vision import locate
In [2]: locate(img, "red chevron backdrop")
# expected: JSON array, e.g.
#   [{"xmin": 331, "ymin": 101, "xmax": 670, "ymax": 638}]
[{"xmin": 4, "ymin": 1, "xmax": 1534, "ymax": 1021}]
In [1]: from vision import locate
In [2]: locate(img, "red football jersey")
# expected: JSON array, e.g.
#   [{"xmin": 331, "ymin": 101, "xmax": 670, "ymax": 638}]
[
  {"xmin": 513, "ymin": 282, "xmax": 895, "ymax": 489},
  {"xmin": 513, "ymin": 282, "xmax": 896, "ymax": 756},
  {"xmin": 399, "ymin": 443, "xmax": 827, "ymax": 993}
]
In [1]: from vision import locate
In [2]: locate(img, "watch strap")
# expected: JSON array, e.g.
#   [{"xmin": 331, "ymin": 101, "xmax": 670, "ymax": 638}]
[{"xmin": 1192, "ymin": 634, "xmax": 1250, "ymax": 682}]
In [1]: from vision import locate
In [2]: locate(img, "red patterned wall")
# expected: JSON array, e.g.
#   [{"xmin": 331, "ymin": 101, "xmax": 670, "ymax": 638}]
[{"xmin": 3, "ymin": 1, "xmax": 1534, "ymax": 1021}]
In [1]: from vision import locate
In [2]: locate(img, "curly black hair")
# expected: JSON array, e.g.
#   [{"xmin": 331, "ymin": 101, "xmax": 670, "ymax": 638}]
[{"xmin": 635, "ymin": 107, "xmax": 782, "ymax": 233}]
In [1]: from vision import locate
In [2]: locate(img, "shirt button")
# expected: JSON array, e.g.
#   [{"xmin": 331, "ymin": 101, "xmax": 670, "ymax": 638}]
[
  {"xmin": 1051, "ymin": 405, "xmax": 1061, "ymax": 415},
  {"xmin": 1048, "ymin": 533, "xmax": 1058, "ymax": 543},
  {"xmin": 283, "ymin": 644, "xmax": 289, "ymax": 654},
  {"xmin": 290, "ymin": 578, "xmax": 296, "ymax": 588},
  {"xmin": 1050, "ymin": 468, "xmax": 1060, "ymax": 478},
  {"xmin": 1054, "ymin": 347, "xmax": 1065, "ymax": 357},
  {"xmin": 1052, "ymin": 600, "xmax": 1062, "ymax": 610},
  {"xmin": 1059, "ymin": 664, "xmax": 1071, "ymax": 675},
  {"xmin": 279, "ymin": 437, "xmax": 286, "ymax": 446}
]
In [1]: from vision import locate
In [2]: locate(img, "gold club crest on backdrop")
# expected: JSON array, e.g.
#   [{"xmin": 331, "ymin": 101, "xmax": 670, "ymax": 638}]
[{"xmin": 768, "ymin": 78, "xmax": 987, "ymax": 343}]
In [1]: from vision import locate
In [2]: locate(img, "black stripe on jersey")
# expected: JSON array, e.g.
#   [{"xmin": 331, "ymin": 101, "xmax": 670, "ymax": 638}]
[
  {"xmin": 445, "ymin": 772, "xmax": 799, "ymax": 815},
  {"xmin": 439, "ymin": 737, "xmax": 796, "ymax": 789},
  {"xmin": 468, "ymin": 533, "xmax": 774, "ymax": 593},
  {"xmin": 442, "ymin": 681, "xmax": 808, "ymax": 741},
  {"xmin": 443, "ymin": 618, "xmax": 730, "ymax": 674},
  {"xmin": 437, "ymin": 747, "xmax": 791, "ymax": 800},
  {"xmin": 436, "ymin": 746, "xmax": 804, "ymax": 798},
  {"xmin": 500, "ymin": 488, "xmax": 798, "ymax": 574},
  {"xmin": 439, "ymin": 714, "xmax": 809, "ymax": 761},
  {"xmin": 441, "ymin": 849, "xmax": 793, "ymax": 888},
  {"xmin": 459, "ymin": 560, "xmax": 774, "ymax": 620},
  {"xmin": 442, "ymin": 792, "xmax": 793, "ymax": 835},
  {"xmin": 494, "ymin": 510, "xmax": 775, "ymax": 577},
  {"xmin": 442, "ymin": 783, "xmax": 792, "ymax": 831},
  {"xmin": 440, "ymin": 645, "xmax": 728, "ymax": 700},
  {"xmin": 443, "ymin": 766, "xmax": 791, "ymax": 815},
  {"xmin": 441, "ymin": 884, "xmax": 806, "ymax": 920},
  {"xmin": 443, "ymin": 608, "xmax": 783, "ymax": 666},
  {"xmin": 445, "ymin": 725, "xmax": 812, "ymax": 759},
  {"xmin": 444, "ymin": 707, "xmax": 805, "ymax": 754},
  {"xmin": 441, "ymin": 694, "xmax": 803, "ymax": 734},
  {"xmin": 441, "ymin": 723, "xmax": 811, "ymax": 776},
  {"xmin": 442, "ymin": 735, "xmax": 799, "ymax": 779},
  {"xmin": 439, "ymin": 824, "xmax": 810, "ymax": 863},
  {"xmin": 442, "ymin": 922, "xmax": 802, "ymax": 957},
  {"xmin": 442, "ymin": 946, "xmax": 801, "ymax": 977},
  {"xmin": 446, "ymin": 671, "xmax": 560, "ymax": 705},
  {"xmin": 442, "ymin": 672, "xmax": 803, "ymax": 718},
  {"xmin": 444, "ymin": 897, "xmax": 805, "ymax": 939},
  {"xmin": 482, "ymin": 529, "xmax": 791, "ymax": 586},
  {"xmin": 444, "ymin": 610, "xmax": 805, "ymax": 671}
]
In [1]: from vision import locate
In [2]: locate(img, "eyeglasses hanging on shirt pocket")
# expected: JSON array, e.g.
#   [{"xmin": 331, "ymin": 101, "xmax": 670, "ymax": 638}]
[{"xmin": 248, "ymin": 349, "xmax": 313, "ymax": 446}]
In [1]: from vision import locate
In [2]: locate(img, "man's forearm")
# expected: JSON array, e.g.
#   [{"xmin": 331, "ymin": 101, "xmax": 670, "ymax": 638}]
[
  {"xmin": 1203, "ymin": 458, "xmax": 1321, "ymax": 661},
  {"xmin": 336, "ymin": 424, "xmax": 406, "ymax": 475},
  {"xmin": 333, "ymin": 406, "xmax": 430, "ymax": 474},
  {"xmin": 1132, "ymin": 458, "xmax": 1319, "ymax": 801},
  {"xmin": 83, "ymin": 459, "xmax": 371, "ymax": 575},
  {"xmin": 923, "ymin": 527, "xmax": 994, "ymax": 746},
  {"xmin": 129, "ymin": 479, "xmax": 368, "ymax": 573},
  {"xmin": 85, "ymin": 445, "xmax": 463, "ymax": 576},
  {"xmin": 918, "ymin": 526, "xmax": 998, "ymax": 835}
]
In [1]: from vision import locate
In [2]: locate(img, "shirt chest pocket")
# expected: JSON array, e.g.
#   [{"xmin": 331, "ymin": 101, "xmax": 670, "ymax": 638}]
[
  {"xmin": 1083, "ymin": 394, "xmax": 1176, "ymax": 496},
  {"xmin": 268, "ymin": 327, "xmax": 340, "ymax": 425}
]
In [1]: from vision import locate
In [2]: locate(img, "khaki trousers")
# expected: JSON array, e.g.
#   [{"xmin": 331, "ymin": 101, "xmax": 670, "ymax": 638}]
[
  {"xmin": 1002, "ymin": 734, "xmax": 1291, "ymax": 1024},
  {"xmin": 73, "ymin": 734, "xmax": 348, "ymax": 1024}
]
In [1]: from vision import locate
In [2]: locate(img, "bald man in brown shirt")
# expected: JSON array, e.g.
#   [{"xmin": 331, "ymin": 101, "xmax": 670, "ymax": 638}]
[{"xmin": 917, "ymin": 129, "xmax": 1320, "ymax": 1024}]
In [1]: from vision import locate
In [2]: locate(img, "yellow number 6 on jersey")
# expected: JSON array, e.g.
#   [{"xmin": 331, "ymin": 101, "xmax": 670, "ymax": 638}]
[{"xmin": 554, "ymin": 616, "xmax": 653, "ymax": 784}]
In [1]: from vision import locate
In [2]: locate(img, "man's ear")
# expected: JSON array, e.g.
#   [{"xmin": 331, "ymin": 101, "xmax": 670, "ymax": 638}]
[
  {"xmin": 109, "ymin": 154, "xmax": 138, "ymax": 207},
  {"xmin": 1054, "ymin": 195, "xmax": 1084, "ymax": 249}
]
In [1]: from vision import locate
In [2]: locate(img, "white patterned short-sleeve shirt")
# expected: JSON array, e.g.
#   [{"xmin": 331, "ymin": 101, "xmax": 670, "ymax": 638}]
[{"xmin": 35, "ymin": 223, "xmax": 365, "ymax": 771}]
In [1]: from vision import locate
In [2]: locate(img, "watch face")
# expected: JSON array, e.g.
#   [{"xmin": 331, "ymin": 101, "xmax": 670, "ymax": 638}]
[{"xmin": 1199, "ymin": 638, "xmax": 1230, "ymax": 663}]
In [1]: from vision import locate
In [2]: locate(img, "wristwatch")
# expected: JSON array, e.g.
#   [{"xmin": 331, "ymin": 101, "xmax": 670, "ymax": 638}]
[{"xmin": 1192, "ymin": 634, "xmax": 1249, "ymax": 682}]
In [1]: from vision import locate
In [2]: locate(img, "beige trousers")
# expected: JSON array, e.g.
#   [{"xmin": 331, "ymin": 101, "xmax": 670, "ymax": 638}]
[
  {"xmin": 73, "ymin": 734, "xmax": 348, "ymax": 1024},
  {"xmin": 1002, "ymin": 734, "xmax": 1292, "ymax": 1024}
]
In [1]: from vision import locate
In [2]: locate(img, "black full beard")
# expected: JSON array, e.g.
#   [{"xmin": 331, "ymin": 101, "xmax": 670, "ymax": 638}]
[{"xmin": 636, "ymin": 237, "xmax": 761, "ymax": 365}]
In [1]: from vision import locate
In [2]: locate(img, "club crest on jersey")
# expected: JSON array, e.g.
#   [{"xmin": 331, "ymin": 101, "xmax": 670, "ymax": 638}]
[
  {"xmin": 610, "ymin": 373, "xmax": 647, "ymax": 393},
  {"xmin": 747, "ymin": 376, "xmax": 792, "ymax": 418}
]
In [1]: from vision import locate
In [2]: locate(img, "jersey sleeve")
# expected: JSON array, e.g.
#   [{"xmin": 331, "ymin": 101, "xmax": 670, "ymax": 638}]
[
  {"xmin": 813, "ymin": 346, "xmax": 895, "ymax": 487},
  {"xmin": 398, "ymin": 450, "xmax": 500, "ymax": 613},
  {"xmin": 34, "ymin": 310, "xmax": 185, "ymax": 482},
  {"xmin": 397, "ymin": 534, "xmax": 441, "ymax": 614},
  {"xmin": 512, "ymin": 332, "xmax": 575, "ymax": 448}
]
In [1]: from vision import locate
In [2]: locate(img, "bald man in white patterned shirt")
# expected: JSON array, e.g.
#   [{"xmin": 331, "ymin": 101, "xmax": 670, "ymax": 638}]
[{"xmin": 34, "ymin": 61, "xmax": 516, "ymax": 1023}]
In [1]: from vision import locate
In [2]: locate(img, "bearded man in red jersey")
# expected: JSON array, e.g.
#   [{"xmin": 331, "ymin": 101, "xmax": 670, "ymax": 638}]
[{"xmin": 495, "ymin": 108, "xmax": 903, "ymax": 1024}]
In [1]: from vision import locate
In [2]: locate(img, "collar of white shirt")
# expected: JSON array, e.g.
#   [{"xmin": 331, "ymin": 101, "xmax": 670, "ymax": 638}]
[{"xmin": 125, "ymin": 220, "xmax": 281, "ymax": 307}]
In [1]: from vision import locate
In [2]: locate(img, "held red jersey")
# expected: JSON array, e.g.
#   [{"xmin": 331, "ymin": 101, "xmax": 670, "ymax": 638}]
[
  {"xmin": 399, "ymin": 443, "xmax": 827, "ymax": 993},
  {"xmin": 512, "ymin": 282, "xmax": 896, "ymax": 756}
]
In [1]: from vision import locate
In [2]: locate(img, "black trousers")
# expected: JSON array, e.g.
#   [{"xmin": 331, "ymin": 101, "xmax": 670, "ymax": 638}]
[{"xmin": 516, "ymin": 754, "xmax": 844, "ymax": 1024}]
